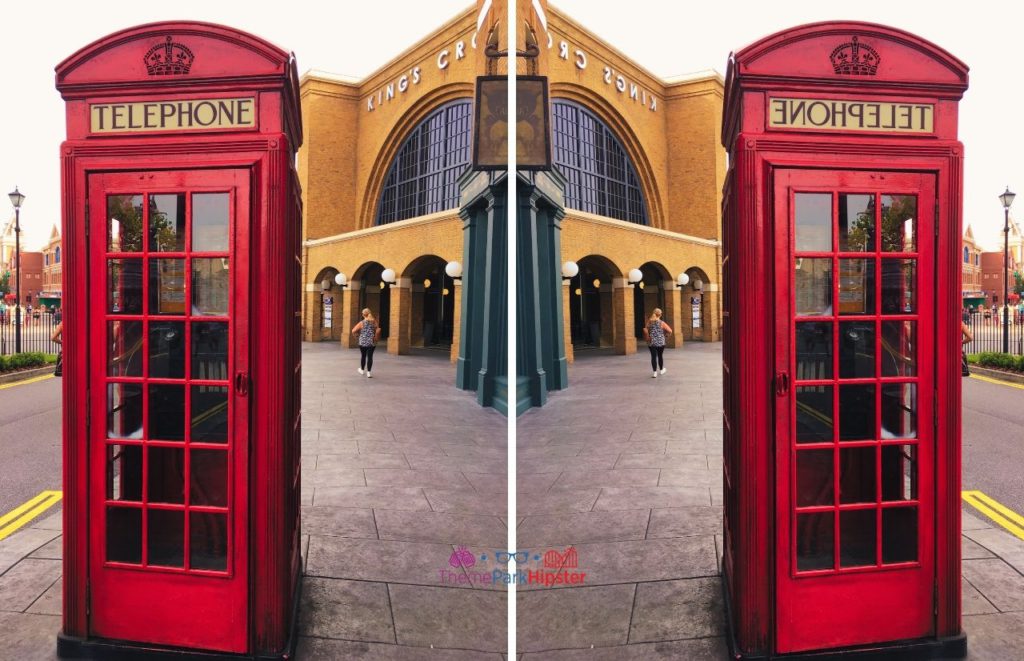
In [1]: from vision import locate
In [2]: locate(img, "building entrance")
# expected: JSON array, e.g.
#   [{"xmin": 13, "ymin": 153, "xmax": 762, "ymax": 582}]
[
  {"xmin": 355, "ymin": 262, "xmax": 391, "ymax": 342},
  {"xmin": 406, "ymin": 255, "xmax": 455, "ymax": 348},
  {"xmin": 568, "ymin": 255, "xmax": 616, "ymax": 348}
]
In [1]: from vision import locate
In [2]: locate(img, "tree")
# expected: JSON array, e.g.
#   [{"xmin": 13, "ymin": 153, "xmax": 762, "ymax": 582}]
[
  {"xmin": 1015, "ymin": 271, "xmax": 1023, "ymax": 296},
  {"xmin": 0, "ymin": 270, "xmax": 9, "ymax": 296}
]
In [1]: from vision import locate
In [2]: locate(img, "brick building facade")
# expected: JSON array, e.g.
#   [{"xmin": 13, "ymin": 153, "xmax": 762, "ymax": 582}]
[{"xmin": 300, "ymin": 1, "xmax": 723, "ymax": 360}]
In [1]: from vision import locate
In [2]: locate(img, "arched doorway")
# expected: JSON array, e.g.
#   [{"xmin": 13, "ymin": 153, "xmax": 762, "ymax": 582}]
[
  {"xmin": 353, "ymin": 261, "xmax": 391, "ymax": 342},
  {"xmin": 404, "ymin": 255, "xmax": 455, "ymax": 349},
  {"xmin": 633, "ymin": 261, "xmax": 670, "ymax": 341},
  {"xmin": 568, "ymin": 255, "xmax": 618, "ymax": 349},
  {"xmin": 681, "ymin": 266, "xmax": 711, "ymax": 341},
  {"xmin": 312, "ymin": 266, "xmax": 341, "ymax": 342}
]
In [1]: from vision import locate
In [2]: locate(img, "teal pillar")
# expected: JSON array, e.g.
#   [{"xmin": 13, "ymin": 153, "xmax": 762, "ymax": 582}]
[
  {"xmin": 516, "ymin": 170, "xmax": 568, "ymax": 415},
  {"xmin": 456, "ymin": 170, "xmax": 508, "ymax": 414}
]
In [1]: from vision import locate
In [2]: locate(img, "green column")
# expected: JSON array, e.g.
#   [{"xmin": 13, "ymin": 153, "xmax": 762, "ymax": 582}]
[
  {"xmin": 456, "ymin": 170, "xmax": 508, "ymax": 414},
  {"xmin": 516, "ymin": 170, "xmax": 568, "ymax": 414}
]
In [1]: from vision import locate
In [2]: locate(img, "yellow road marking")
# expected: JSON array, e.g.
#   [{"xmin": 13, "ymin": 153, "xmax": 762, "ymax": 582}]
[
  {"xmin": 0, "ymin": 374, "xmax": 54, "ymax": 390},
  {"xmin": 962, "ymin": 490, "xmax": 1024, "ymax": 541},
  {"xmin": 0, "ymin": 490, "xmax": 62, "ymax": 541},
  {"xmin": 969, "ymin": 374, "xmax": 1024, "ymax": 390}
]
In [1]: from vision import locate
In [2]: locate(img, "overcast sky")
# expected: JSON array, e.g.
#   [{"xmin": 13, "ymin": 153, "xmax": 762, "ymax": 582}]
[{"xmin": 1, "ymin": 1, "xmax": 1019, "ymax": 253}]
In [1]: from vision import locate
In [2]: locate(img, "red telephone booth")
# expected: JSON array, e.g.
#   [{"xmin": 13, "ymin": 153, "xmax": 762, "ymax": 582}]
[
  {"xmin": 56, "ymin": 22, "xmax": 303, "ymax": 658},
  {"xmin": 721, "ymin": 23, "xmax": 968, "ymax": 659}
]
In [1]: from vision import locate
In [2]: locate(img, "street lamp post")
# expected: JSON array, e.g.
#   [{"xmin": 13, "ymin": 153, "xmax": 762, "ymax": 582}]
[
  {"xmin": 1000, "ymin": 187, "xmax": 1015, "ymax": 353},
  {"xmin": 8, "ymin": 187, "xmax": 25, "ymax": 354}
]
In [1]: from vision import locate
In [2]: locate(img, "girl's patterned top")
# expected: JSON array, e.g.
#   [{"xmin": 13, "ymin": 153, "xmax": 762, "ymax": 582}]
[
  {"xmin": 359, "ymin": 320, "xmax": 377, "ymax": 347},
  {"xmin": 648, "ymin": 319, "xmax": 665, "ymax": 347}
]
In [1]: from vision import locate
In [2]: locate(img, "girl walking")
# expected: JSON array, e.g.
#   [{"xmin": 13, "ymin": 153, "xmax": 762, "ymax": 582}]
[
  {"xmin": 642, "ymin": 308, "xmax": 673, "ymax": 378},
  {"xmin": 351, "ymin": 308, "xmax": 381, "ymax": 378}
]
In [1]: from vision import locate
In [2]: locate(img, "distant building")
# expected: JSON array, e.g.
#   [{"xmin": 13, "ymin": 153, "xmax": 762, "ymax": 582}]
[
  {"xmin": 40, "ymin": 225, "xmax": 62, "ymax": 310},
  {"xmin": 962, "ymin": 224, "xmax": 983, "ymax": 309},
  {"xmin": 980, "ymin": 250, "xmax": 1018, "ymax": 306},
  {"xmin": 9, "ymin": 251, "xmax": 43, "ymax": 308}
]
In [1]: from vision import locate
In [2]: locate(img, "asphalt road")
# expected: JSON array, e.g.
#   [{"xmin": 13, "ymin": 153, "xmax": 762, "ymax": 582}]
[
  {"xmin": 0, "ymin": 370, "xmax": 1021, "ymax": 528},
  {"xmin": 0, "ymin": 375, "xmax": 62, "ymax": 515}
]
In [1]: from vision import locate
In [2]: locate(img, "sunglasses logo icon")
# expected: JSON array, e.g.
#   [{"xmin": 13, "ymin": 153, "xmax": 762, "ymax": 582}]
[{"xmin": 495, "ymin": 550, "xmax": 530, "ymax": 564}]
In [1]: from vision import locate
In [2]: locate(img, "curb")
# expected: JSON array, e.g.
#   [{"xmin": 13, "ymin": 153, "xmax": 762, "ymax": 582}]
[
  {"xmin": 968, "ymin": 365, "xmax": 1024, "ymax": 386},
  {"xmin": 0, "ymin": 365, "xmax": 56, "ymax": 386}
]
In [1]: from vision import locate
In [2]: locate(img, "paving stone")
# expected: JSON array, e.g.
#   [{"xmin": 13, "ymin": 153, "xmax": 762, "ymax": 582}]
[
  {"xmin": 579, "ymin": 441, "xmax": 669, "ymax": 456},
  {"xmin": 296, "ymin": 637, "xmax": 503, "ymax": 660},
  {"xmin": 961, "ymin": 510, "xmax": 992, "ymax": 531},
  {"xmin": 306, "ymin": 537, "xmax": 460, "ymax": 586},
  {"xmin": 520, "ymin": 637, "xmax": 727, "ymax": 660},
  {"xmin": 630, "ymin": 429, "xmax": 707, "ymax": 443},
  {"xmin": 518, "ymin": 456, "xmax": 618, "ymax": 473},
  {"xmin": 963, "ymin": 612, "xmax": 1024, "ymax": 660},
  {"xmin": 519, "ymin": 445, "xmax": 584, "ymax": 458},
  {"xmin": 316, "ymin": 453, "xmax": 410, "ymax": 470},
  {"xmin": 358, "ymin": 441, "xmax": 448, "ymax": 456},
  {"xmin": 515, "ymin": 490, "xmax": 602, "ymax": 516},
  {"xmin": 614, "ymin": 453, "xmax": 709, "ymax": 470},
  {"xmin": 408, "ymin": 456, "xmax": 507, "ymax": 473},
  {"xmin": 301, "ymin": 467, "xmax": 366, "ymax": 488},
  {"xmin": 424, "ymin": 489, "xmax": 510, "ymax": 516},
  {"xmin": 646, "ymin": 507, "xmax": 723, "ymax": 539},
  {"xmin": 963, "ymin": 576, "xmax": 999, "ymax": 616},
  {"xmin": 28, "ymin": 512, "xmax": 62, "ymax": 532},
  {"xmin": 25, "ymin": 577, "xmax": 61, "ymax": 616},
  {"xmin": 318, "ymin": 429, "xmax": 394, "ymax": 444},
  {"xmin": 303, "ymin": 440, "xmax": 359, "ymax": 455},
  {"xmin": 298, "ymin": 577, "xmax": 394, "ymax": 642},
  {"xmin": 0, "ymin": 528, "xmax": 61, "ymax": 562},
  {"xmin": 0, "ymin": 559, "xmax": 62, "ymax": 613},
  {"xmin": 27, "ymin": 537, "xmax": 62, "ymax": 561},
  {"xmin": 375, "ymin": 510, "xmax": 507, "ymax": 547},
  {"xmin": 962, "ymin": 535, "xmax": 997, "ymax": 560},
  {"xmin": 629, "ymin": 576, "xmax": 725, "ymax": 643},
  {"xmin": 517, "ymin": 584, "xmax": 635, "ymax": 652},
  {"xmin": 962, "ymin": 558, "xmax": 1024, "ymax": 612},
  {"xmin": 390, "ymin": 584, "xmax": 506, "ymax": 652},
  {"xmin": 518, "ymin": 510, "xmax": 650, "ymax": 548},
  {"xmin": 364, "ymin": 469, "xmax": 473, "ymax": 490},
  {"xmin": 658, "ymin": 468, "xmax": 722, "ymax": 488},
  {"xmin": 553, "ymin": 469, "xmax": 661, "ymax": 489},
  {"xmin": 570, "ymin": 537, "xmax": 718, "ymax": 586},
  {"xmin": 594, "ymin": 487, "xmax": 711, "ymax": 510},
  {"xmin": 0, "ymin": 611, "xmax": 61, "ymax": 660},
  {"xmin": 313, "ymin": 486, "xmax": 431, "ymax": 511},
  {"xmin": 964, "ymin": 527, "xmax": 1024, "ymax": 575},
  {"xmin": 301, "ymin": 506, "xmax": 378, "ymax": 538}
]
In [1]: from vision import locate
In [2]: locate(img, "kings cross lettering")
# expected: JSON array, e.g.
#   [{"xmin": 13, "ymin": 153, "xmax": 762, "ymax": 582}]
[
  {"xmin": 768, "ymin": 97, "xmax": 934, "ymax": 134},
  {"xmin": 91, "ymin": 97, "xmax": 256, "ymax": 133}
]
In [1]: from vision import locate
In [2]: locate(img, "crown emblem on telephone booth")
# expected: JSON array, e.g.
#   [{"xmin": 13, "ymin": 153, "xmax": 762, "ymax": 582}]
[
  {"xmin": 145, "ymin": 36, "xmax": 195, "ymax": 75},
  {"xmin": 829, "ymin": 36, "xmax": 880, "ymax": 75}
]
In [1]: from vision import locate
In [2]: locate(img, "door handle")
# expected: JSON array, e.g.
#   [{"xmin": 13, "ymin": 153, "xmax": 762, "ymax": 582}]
[
  {"xmin": 775, "ymin": 371, "xmax": 789, "ymax": 397},
  {"xmin": 234, "ymin": 371, "xmax": 249, "ymax": 397}
]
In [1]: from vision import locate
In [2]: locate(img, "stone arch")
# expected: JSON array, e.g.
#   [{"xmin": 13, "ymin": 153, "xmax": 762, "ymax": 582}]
[
  {"xmin": 634, "ymin": 261, "xmax": 672, "ymax": 340},
  {"xmin": 310, "ymin": 266, "xmax": 342, "ymax": 341},
  {"xmin": 351, "ymin": 261, "xmax": 390, "ymax": 341},
  {"xmin": 681, "ymin": 266, "xmax": 713, "ymax": 341},
  {"xmin": 402, "ymin": 254, "xmax": 456, "ymax": 348},
  {"xmin": 549, "ymin": 82, "xmax": 665, "ymax": 230},
  {"xmin": 359, "ymin": 82, "xmax": 475, "ymax": 229},
  {"xmin": 568, "ymin": 254, "xmax": 620, "ymax": 349}
]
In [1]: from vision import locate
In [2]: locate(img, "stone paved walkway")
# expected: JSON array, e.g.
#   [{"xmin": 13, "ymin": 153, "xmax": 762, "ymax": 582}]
[
  {"xmin": 0, "ymin": 342, "xmax": 508, "ymax": 660},
  {"xmin": 515, "ymin": 342, "xmax": 1024, "ymax": 660}
]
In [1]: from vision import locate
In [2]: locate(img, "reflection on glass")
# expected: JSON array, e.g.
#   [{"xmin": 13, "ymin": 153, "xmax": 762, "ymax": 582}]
[
  {"xmin": 193, "ymin": 193, "xmax": 229, "ymax": 252},
  {"xmin": 881, "ymin": 384, "xmax": 917, "ymax": 439},
  {"xmin": 840, "ymin": 385, "xmax": 875, "ymax": 441},
  {"xmin": 840, "ymin": 446, "xmax": 876, "ymax": 503},
  {"xmin": 149, "ymin": 384, "xmax": 185, "ymax": 441},
  {"xmin": 796, "ymin": 258, "xmax": 832, "ymax": 316},
  {"xmin": 797, "ymin": 449, "xmax": 834, "ymax": 506},
  {"xmin": 838, "ymin": 258, "xmax": 875, "ymax": 315},
  {"xmin": 108, "ymin": 195, "xmax": 143, "ymax": 252},
  {"xmin": 839, "ymin": 321, "xmax": 875, "ymax": 378},
  {"xmin": 108, "ymin": 321, "xmax": 143, "ymax": 376},
  {"xmin": 149, "ymin": 321, "xmax": 185, "ymax": 379},
  {"xmin": 150, "ymin": 259, "xmax": 186, "ymax": 315},
  {"xmin": 107, "ymin": 507, "xmax": 142, "ymax": 564},
  {"xmin": 882, "ymin": 507, "xmax": 917, "ymax": 563},
  {"xmin": 839, "ymin": 194, "xmax": 873, "ymax": 252},
  {"xmin": 148, "ymin": 509, "xmax": 185, "ymax": 568},
  {"xmin": 107, "ymin": 383, "xmax": 143, "ymax": 439},
  {"xmin": 148, "ymin": 446, "xmax": 184, "ymax": 504},
  {"xmin": 191, "ymin": 450, "xmax": 228, "ymax": 507},
  {"xmin": 840, "ymin": 509, "xmax": 877, "ymax": 567},
  {"xmin": 149, "ymin": 194, "xmax": 186, "ymax": 252},
  {"xmin": 192, "ymin": 386, "xmax": 229, "ymax": 443},
  {"xmin": 796, "ymin": 322, "xmax": 832, "ymax": 380},
  {"xmin": 882, "ymin": 259, "xmax": 915, "ymax": 314},
  {"xmin": 882, "ymin": 444, "xmax": 917, "ymax": 501},
  {"xmin": 797, "ymin": 512, "xmax": 834, "ymax": 571},
  {"xmin": 108, "ymin": 259, "xmax": 143, "ymax": 314},
  {"xmin": 106, "ymin": 444, "xmax": 142, "ymax": 501},
  {"xmin": 881, "ymin": 195, "xmax": 916, "ymax": 252},
  {"xmin": 190, "ymin": 512, "xmax": 228, "ymax": 571},
  {"xmin": 795, "ymin": 193, "xmax": 832, "ymax": 252},
  {"xmin": 192, "ymin": 322, "xmax": 228, "ymax": 380},
  {"xmin": 193, "ymin": 259, "xmax": 229, "ymax": 316},
  {"xmin": 796, "ymin": 386, "xmax": 833, "ymax": 444},
  {"xmin": 881, "ymin": 321, "xmax": 916, "ymax": 376}
]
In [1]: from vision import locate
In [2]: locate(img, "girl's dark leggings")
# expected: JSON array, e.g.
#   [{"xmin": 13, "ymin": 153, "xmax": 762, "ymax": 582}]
[
  {"xmin": 360, "ymin": 345, "xmax": 376, "ymax": 371},
  {"xmin": 649, "ymin": 345, "xmax": 664, "ymax": 371}
]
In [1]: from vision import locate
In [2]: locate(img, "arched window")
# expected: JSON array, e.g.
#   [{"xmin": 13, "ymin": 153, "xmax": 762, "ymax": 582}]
[
  {"xmin": 964, "ymin": 246, "xmax": 969, "ymax": 263},
  {"xmin": 55, "ymin": 246, "xmax": 61, "ymax": 263},
  {"xmin": 375, "ymin": 100, "xmax": 473, "ymax": 225},
  {"xmin": 552, "ymin": 100, "xmax": 648, "ymax": 225}
]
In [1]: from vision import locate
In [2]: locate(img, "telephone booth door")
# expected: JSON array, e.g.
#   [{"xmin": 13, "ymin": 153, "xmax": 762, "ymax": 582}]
[
  {"xmin": 88, "ymin": 168, "xmax": 250, "ymax": 652},
  {"xmin": 773, "ymin": 168, "xmax": 936, "ymax": 652}
]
